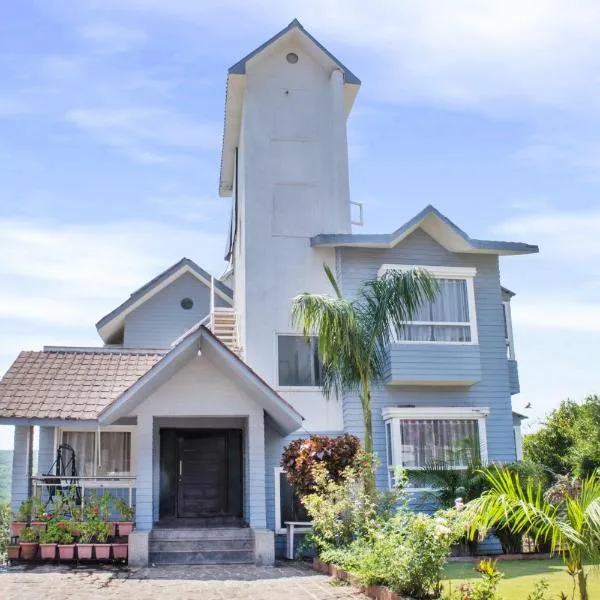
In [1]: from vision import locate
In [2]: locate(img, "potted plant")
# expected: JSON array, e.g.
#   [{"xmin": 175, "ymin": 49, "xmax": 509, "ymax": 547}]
[
  {"xmin": 114, "ymin": 498, "xmax": 135, "ymax": 536},
  {"xmin": 76, "ymin": 520, "xmax": 95, "ymax": 560},
  {"xmin": 30, "ymin": 496, "xmax": 48, "ymax": 531},
  {"xmin": 56, "ymin": 521, "xmax": 75, "ymax": 560},
  {"xmin": 39, "ymin": 521, "xmax": 60, "ymax": 560},
  {"xmin": 19, "ymin": 526, "xmax": 40, "ymax": 560},
  {"xmin": 93, "ymin": 520, "xmax": 112, "ymax": 561},
  {"xmin": 6, "ymin": 542, "xmax": 20, "ymax": 561},
  {"xmin": 111, "ymin": 539, "xmax": 128, "ymax": 561},
  {"xmin": 11, "ymin": 497, "xmax": 36, "ymax": 536},
  {"xmin": 98, "ymin": 492, "xmax": 117, "ymax": 536}
]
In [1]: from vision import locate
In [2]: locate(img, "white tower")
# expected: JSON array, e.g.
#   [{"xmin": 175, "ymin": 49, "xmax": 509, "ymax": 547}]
[{"xmin": 220, "ymin": 21, "xmax": 360, "ymax": 428}]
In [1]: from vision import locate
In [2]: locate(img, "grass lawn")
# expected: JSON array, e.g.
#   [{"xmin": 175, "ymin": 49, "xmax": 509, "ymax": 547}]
[{"xmin": 443, "ymin": 559, "xmax": 600, "ymax": 599}]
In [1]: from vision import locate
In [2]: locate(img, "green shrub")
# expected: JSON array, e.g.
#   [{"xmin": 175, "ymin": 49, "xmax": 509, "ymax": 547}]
[
  {"xmin": 19, "ymin": 526, "xmax": 41, "ymax": 542},
  {"xmin": 443, "ymin": 559, "xmax": 504, "ymax": 600},
  {"xmin": 114, "ymin": 497, "xmax": 134, "ymax": 521},
  {"xmin": 94, "ymin": 520, "xmax": 111, "ymax": 543},
  {"xmin": 0, "ymin": 502, "xmax": 9, "ymax": 558}
]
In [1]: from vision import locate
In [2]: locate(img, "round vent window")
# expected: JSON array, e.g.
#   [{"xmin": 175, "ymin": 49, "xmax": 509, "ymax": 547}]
[
  {"xmin": 286, "ymin": 52, "xmax": 299, "ymax": 64},
  {"xmin": 180, "ymin": 297, "xmax": 194, "ymax": 310}
]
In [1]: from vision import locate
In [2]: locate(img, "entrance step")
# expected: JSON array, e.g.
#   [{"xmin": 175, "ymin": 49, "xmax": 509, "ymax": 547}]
[{"xmin": 149, "ymin": 527, "xmax": 254, "ymax": 565}]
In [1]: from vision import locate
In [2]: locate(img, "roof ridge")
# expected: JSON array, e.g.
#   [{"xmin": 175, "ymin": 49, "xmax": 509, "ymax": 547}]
[{"xmin": 42, "ymin": 346, "xmax": 168, "ymax": 354}]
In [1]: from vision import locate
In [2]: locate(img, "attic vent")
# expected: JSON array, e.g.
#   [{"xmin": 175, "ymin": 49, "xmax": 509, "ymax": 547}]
[
  {"xmin": 286, "ymin": 52, "xmax": 298, "ymax": 64},
  {"xmin": 180, "ymin": 297, "xmax": 194, "ymax": 310}
]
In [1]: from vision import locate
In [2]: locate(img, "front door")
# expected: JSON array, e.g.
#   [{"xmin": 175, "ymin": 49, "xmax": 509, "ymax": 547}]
[{"xmin": 159, "ymin": 429, "xmax": 243, "ymax": 520}]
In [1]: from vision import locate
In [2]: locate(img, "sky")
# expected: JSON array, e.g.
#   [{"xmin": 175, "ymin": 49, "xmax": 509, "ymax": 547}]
[{"xmin": 1, "ymin": 1, "xmax": 600, "ymax": 449}]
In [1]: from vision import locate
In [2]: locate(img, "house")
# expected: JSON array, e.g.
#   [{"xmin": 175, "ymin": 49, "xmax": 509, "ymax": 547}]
[{"xmin": 0, "ymin": 20, "xmax": 538, "ymax": 566}]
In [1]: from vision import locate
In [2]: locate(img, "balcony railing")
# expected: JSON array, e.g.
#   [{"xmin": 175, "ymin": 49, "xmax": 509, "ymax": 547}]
[{"xmin": 31, "ymin": 475, "xmax": 136, "ymax": 510}]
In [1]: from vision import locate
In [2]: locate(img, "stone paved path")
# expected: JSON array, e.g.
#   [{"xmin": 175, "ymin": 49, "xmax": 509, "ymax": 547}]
[{"xmin": 1, "ymin": 561, "xmax": 366, "ymax": 600}]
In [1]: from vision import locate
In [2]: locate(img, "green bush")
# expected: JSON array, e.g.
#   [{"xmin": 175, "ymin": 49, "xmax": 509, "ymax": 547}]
[
  {"xmin": 0, "ymin": 502, "xmax": 9, "ymax": 559},
  {"xmin": 322, "ymin": 509, "xmax": 465, "ymax": 599},
  {"xmin": 40, "ymin": 521, "xmax": 73, "ymax": 545},
  {"xmin": 443, "ymin": 559, "xmax": 504, "ymax": 600}
]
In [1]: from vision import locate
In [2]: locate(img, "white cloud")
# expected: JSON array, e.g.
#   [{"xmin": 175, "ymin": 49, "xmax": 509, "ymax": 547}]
[
  {"xmin": 0, "ymin": 217, "xmax": 228, "ymax": 339},
  {"xmin": 79, "ymin": 23, "xmax": 149, "ymax": 53},
  {"xmin": 514, "ymin": 300, "xmax": 600, "ymax": 332},
  {"xmin": 65, "ymin": 107, "xmax": 221, "ymax": 163}
]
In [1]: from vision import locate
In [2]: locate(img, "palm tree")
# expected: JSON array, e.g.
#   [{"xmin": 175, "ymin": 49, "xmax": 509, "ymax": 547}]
[
  {"xmin": 291, "ymin": 264, "xmax": 438, "ymax": 497},
  {"xmin": 465, "ymin": 466, "xmax": 600, "ymax": 600}
]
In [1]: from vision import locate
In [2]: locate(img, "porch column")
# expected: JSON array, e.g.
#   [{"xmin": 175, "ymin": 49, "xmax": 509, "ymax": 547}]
[
  {"xmin": 247, "ymin": 412, "xmax": 266, "ymax": 529},
  {"xmin": 11, "ymin": 426, "xmax": 31, "ymax": 514},
  {"xmin": 134, "ymin": 412, "xmax": 154, "ymax": 530}
]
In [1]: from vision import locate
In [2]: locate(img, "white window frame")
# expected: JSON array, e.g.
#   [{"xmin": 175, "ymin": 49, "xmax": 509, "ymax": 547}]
[
  {"xmin": 274, "ymin": 467, "xmax": 287, "ymax": 534},
  {"xmin": 382, "ymin": 406, "xmax": 489, "ymax": 490},
  {"xmin": 378, "ymin": 265, "xmax": 479, "ymax": 345},
  {"xmin": 274, "ymin": 332, "xmax": 323, "ymax": 391},
  {"xmin": 58, "ymin": 425, "xmax": 136, "ymax": 477}
]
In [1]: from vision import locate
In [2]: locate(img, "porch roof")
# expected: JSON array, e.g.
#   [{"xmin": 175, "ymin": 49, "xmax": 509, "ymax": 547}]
[
  {"xmin": 98, "ymin": 326, "xmax": 304, "ymax": 435},
  {"xmin": 0, "ymin": 349, "xmax": 165, "ymax": 421}
]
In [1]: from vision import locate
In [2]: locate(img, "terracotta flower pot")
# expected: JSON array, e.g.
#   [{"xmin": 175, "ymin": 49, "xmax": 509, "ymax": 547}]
[
  {"xmin": 20, "ymin": 542, "xmax": 39, "ymax": 560},
  {"xmin": 10, "ymin": 521, "xmax": 26, "ymax": 537},
  {"xmin": 112, "ymin": 543, "xmax": 128, "ymax": 560},
  {"xmin": 40, "ymin": 543, "xmax": 57, "ymax": 560},
  {"xmin": 7, "ymin": 545, "xmax": 20, "ymax": 560},
  {"xmin": 117, "ymin": 522, "xmax": 134, "ymax": 536},
  {"xmin": 76, "ymin": 544, "xmax": 93, "ymax": 560},
  {"xmin": 94, "ymin": 544, "xmax": 111, "ymax": 560},
  {"xmin": 58, "ymin": 544, "xmax": 76, "ymax": 560}
]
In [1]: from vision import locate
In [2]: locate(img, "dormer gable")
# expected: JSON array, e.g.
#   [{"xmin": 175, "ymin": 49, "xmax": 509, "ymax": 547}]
[{"xmin": 96, "ymin": 258, "xmax": 232, "ymax": 346}]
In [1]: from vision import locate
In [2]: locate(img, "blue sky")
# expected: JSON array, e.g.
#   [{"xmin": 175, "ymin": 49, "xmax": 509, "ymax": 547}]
[{"xmin": 2, "ymin": 1, "xmax": 600, "ymax": 449}]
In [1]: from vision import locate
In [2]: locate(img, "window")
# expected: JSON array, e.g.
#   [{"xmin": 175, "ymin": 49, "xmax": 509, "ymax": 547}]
[
  {"xmin": 277, "ymin": 335, "xmax": 322, "ymax": 387},
  {"xmin": 382, "ymin": 407, "xmax": 489, "ymax": 488},
  {"xmin": 61, "ymin": 429, "xmax": 133, "ymax": 477},
  {"xmin": 379, "ymin": 265, "xmax": 478, "ymax": 344},
  {"xmin": 274, "ymin": 468, "xmax": 309, "ymax": 532}
]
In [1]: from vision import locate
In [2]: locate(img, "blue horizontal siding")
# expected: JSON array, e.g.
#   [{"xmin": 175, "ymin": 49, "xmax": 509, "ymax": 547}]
[
  {"xmin": 386, "ymin": 344, "xmax": 481, "ymax": 385},
  {"xmin": 337, "ymin": 228, "xmax": 517, "ymax": 490}
]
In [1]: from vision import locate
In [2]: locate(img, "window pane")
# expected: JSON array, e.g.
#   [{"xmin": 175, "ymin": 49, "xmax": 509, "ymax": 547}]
[
  {"xmin": 98, "ymin": 432, "xmax": 131, "ymax": 475},
  {"xmin": 278, "ymin": 335, "xmax": 322, "ymax": 386},
  {"xmin": 62, "ymin": 431, "xmax": 95, "ymax": 476},
  {"xmin": 279, "ymin": 472, "xmax": 309, "ymax": 525},
  {"xmin": 399, "ymin": 325, "xmax": 471, "ymax": 342},
  {"xmin": 399, "ymin": 419, "xmax": 480, "ymax": 468},
  {"xmin": 411, "ymin": 279, "xmax": 469, "ymax": 323}
]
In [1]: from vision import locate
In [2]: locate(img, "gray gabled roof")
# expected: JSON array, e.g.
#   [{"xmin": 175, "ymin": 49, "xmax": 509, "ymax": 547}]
[
  {"xmin": 228, "ymin": 19, "xmax": 360, "ymax": 85},
  {"xmin": 96, "ymin": 258, "xmax": 233, "ymax": 344},
  {"xmin": 311, "ymin": 205, "xmax": 539, "ymax": 256},
  {"xmin": 98, "ymin": 326, "xmax": 304, "ymax": 435}
]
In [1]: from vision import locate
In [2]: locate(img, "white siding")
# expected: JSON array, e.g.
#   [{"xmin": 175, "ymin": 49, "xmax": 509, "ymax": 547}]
[{"xmin": 11, "ymin": 426, "xmax": 31, "ymax": 514}]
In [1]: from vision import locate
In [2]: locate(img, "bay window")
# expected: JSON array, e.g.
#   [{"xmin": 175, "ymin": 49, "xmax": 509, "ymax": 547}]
[
  {"xmin": 378, "ymin": 265, "xmax": 478, "ymax": 344},
  {"xmin": 382, "ymin": 407, "xmax": 489, "ymax": 488},
  {"xmin": 61, "ymin": 428, "xmax": 133, "ymax": 477}
]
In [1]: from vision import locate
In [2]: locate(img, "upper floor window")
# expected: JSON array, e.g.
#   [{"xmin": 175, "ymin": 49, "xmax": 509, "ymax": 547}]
[
  {"xmin": 277, "ymin": 335, "xmax": 322, "ymax": 387},
  {"xmin": 379, "ymin": 265, "xmax": 478, "ymax": 344}
]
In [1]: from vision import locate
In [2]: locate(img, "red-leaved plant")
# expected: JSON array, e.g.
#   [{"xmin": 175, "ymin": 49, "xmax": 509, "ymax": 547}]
[{"xmin": 281, "ymin": 434, "xmax": 361, "ymax": 496}]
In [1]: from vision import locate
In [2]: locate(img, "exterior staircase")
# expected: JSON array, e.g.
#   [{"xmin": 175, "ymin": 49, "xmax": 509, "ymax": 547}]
[
  {"xmin": 149, "ymin": 527, "xmax": 254, "ymax": 565},
  {"xmin": 209, "ymin": 307, "xmax": 241, "ymax": 356}
]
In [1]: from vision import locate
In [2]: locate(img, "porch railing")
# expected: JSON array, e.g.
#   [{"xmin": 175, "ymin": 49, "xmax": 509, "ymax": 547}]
[{"xmin": 31, "ymin": 475, "xmax": 136, "ymax": 510}]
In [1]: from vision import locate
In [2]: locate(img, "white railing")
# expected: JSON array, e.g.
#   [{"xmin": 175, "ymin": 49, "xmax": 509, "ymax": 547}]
[{"xmin": 31, "ymin": 475, "xmax": 136, "ymax": 510}]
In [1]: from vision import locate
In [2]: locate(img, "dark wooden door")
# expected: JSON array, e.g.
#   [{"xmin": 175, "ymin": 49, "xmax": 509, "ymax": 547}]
[
  {"xmin": 160, "ymin": 429, "xmax": 243, "ymax": 520},
  {"xmin": 177, "ymin": 432, "xmax": 227, "ymax": 517}
]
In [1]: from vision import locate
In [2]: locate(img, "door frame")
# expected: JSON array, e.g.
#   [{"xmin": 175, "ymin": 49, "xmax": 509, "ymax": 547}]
[{"xmin": 159, "ymin": 428, "xmax": 243, "ymax": 520}]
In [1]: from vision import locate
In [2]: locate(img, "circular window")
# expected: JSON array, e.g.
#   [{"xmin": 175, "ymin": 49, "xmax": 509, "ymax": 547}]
[
  {"xmin": 180, "ymin": 297, "xmax": 194, "ymax": 310},
  {"xmin": 286, "ymin": 52, "xmax": 299, "ymax": 64}
]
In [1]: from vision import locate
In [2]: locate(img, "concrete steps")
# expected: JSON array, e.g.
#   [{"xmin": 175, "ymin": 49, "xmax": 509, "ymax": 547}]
[{"xmin": 149, "ymin": 528, "xmax": 254, "ymax": 565}]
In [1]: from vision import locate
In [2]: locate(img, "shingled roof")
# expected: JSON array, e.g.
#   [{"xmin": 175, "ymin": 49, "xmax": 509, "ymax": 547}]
[{"xmin": 0, "ymin": 350, "xmax": 164, "ymax": 421}]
